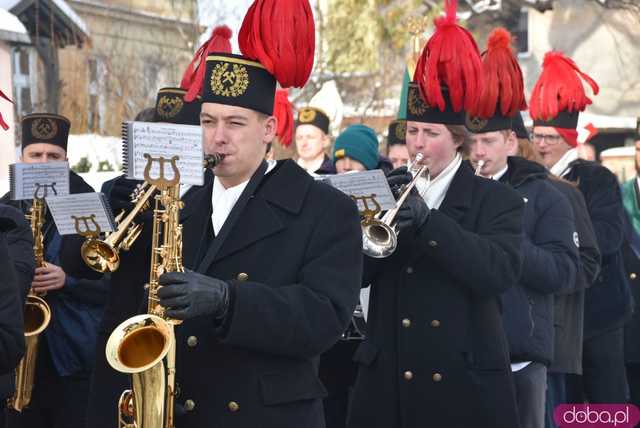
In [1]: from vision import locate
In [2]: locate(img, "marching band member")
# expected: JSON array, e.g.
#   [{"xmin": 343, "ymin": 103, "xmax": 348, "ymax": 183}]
[
  {"xmin": 83, "ymin": 86, "xmax": 204, "ymax": 428},
  {"xmin": 83, "ymin": 2, "xmax": 363, "ymax": 426},
  {"xmin": 386, "ymin": 120, "xmax": 410, "ymax": 170},
  {"xmin": 0, "ymin": 207, "xmax": 31, "ymax": 428},
  {"xmin": 348, "ymin": 2, "xmax": 524, "ymax": 427},
  {"xmin": 295, "ymin": 106, "xmax": 336, "ymax": 175},
  {"xmin": 529, "ymin": 51, "xmax": 632, "ymax": 404},
  {"xmin": 467, "ymin": 28, "xmax": 579, "ymax": 428},
  {"xmin": 0, "ymin": 114, "xmax": 107, "ymax": 428}
]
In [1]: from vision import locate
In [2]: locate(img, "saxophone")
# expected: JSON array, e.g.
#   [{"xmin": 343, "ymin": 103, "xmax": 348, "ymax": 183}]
[
  {"xmin": 8, "ymin": 197, "xmax": 52, "ymax": 411},
  {"xmin": 105, "ymin": 154, "xmax": 198, "ymax": 428}
]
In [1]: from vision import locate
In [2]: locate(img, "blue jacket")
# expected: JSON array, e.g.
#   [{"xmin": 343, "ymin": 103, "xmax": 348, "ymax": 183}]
[
  {"xmin": 564, "ymin": 160, "xmax": 633, "ymax": 338},
  {"xmin": 500, "ymin": 157, "xmax": 579, "ymax": 365},
  {"xmin": 1, "ymin": 171, "xmax": 109, "ymax": 376}
]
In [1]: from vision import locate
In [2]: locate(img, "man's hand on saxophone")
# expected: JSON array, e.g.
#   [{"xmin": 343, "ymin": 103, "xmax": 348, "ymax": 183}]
[
  {"xmin": 31, "ymin": 263, "xmax": 66, "ymax": 293},
  {"xmin": 158, "ymin": 270, "xmax": 230, "ymax": 321}
]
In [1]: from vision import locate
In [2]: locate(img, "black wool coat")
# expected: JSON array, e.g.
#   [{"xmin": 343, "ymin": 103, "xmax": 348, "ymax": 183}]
[
  {"xmin": 84, "ymin": 160, "xmax": 362, "ymax": 428},
  {"xmin": 548, "ymin": 179, "xmax": 600, "ymax": 375},
  {"xmin": 564, "ymin": 160, "xmax": 633, "ymax": 338},
  {"xmin": 500, "ymin": 157, "xmax": 579, "ymax": 366},
  {"xmin": 348, "ymin": 161, "xmax": 524, "ymax": 428},
  {"xmin": 0, "ymin": 216, "xmax": 27, "ymax": 399}
]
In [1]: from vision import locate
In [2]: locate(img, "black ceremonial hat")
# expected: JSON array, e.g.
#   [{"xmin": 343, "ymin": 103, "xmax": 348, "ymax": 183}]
[
  {"xmin": 406, "ymin": 83, "xmax": 465, "ymax": 125},
  {"xmin": 154, "ymin": 87, "xmax": 202, "ymax": 126},
  {"xmin": 297, "ymin": 107, "xmax": 330, "ymax": 135},
  {"xmin": 387, "ymin": 119, "xmax": 407, "ymax": 146},
  {"xmin": 465, "ymin": 111, "xmax": 513, "ymax": 134},
  {"xmin": 512, "ymin": 112, "xmax": 529, "ymax": 140},
  {"xmin": 21, "ymin": 113, "xmax": 71, "ymax": 151},
  {"xmin": 202, "ymin": 53, "xmax": 276, "ymax": 116}
]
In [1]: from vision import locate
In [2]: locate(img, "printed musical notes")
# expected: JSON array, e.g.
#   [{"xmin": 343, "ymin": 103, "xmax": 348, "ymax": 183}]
[
  {"xmin": 122, "ymin": 121, "xmax": 204, "ymax": 185},
  {"xmin": 9, "ymin": 162, "xmax": 70, "ymax": 200},
  {"xmin": 45, "ymin": 193, "xmax": 115, "ymax": 235},
  {"xmin": 322, "ymin": 170, "xmax": 396, "ymax": 211}
]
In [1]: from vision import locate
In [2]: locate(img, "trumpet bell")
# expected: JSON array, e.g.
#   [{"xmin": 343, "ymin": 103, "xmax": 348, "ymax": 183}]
[
  {"xmin": 362, "ymin": 221, "xmax": 398, "ymax": 259},
  {"xmin": 81, "ymin": 238, "xmax": 120, "ymax": 273},
  {"xmin": 106, "ymin": 314, "xmax": 173, "ymax": 374}
]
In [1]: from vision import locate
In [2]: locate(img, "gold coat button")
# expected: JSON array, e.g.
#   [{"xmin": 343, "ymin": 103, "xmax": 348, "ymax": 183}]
[
  {"xmin": 237, "ymin": 272, "xmax": 249, "ymax": 282},
  {"xmin": 402, "ymin": 318, "xmax": 411, "ymax": 328},
  {"xmin": 428, "ymin": 240, "xmax": 438, "ymax": 247},
  {"xmin": 631, "ymin": 273, "xmax": 637, "ymax": 280},
  {"xmin": 184, "ymin": 399, "xmax": 196, "ymax": 411},
  {"xmin": 406, "ymin": 267, "xmax": 414, "ymax": 274},
  {"xmin": 228, "ymin": 401, "xmax": 240, "ymax": 412},
  {"xmin": 433, "ymin": 373, "xmax": 443, "ymax": 382},
  {"xmin": 430, "ymin": 320, "xmax": 441, "ymax": 328},
  {"xmin": 403, "ymin": 371, "xmax": 413, "ymax": 380},
  {"xmin": 187, "ymin": 336, "xmax": 198, "ymax": 347}
]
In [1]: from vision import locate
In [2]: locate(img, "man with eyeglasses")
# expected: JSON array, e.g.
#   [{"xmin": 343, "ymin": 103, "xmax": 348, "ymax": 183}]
[{"xmin": 531, "ymin": 52, "xmax": 632, "ymax": 404}]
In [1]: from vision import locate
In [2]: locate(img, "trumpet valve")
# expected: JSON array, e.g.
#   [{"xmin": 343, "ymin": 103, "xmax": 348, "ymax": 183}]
[
  {"xmin": 114, "ymin": 210, "xmax": 126, "ymax": 224},
  {"xmin": 121, "ymin": 223, "xmax": 143, "ymax": 251}
]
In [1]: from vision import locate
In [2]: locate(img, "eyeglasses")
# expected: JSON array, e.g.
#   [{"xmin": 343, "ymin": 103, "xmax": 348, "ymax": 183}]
[{"xmin": 532, "ymin": 133, "xmax": 564, "ymax": 145}]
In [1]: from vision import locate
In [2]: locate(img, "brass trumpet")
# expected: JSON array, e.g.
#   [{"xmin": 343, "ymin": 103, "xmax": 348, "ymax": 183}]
[
  {"xmin": 8, "ymin": 197, "xmax": 52, "ymax": 411},
  {"xmin": 81, "ymin": 182, "xmax": 157, "ymax": 273},
  {"xmin": 81, "ymin": 154, "xmax": 225, "ymax": 273},
  {"xmin": 362, "ymin": 153, "xmax": 429, "ymax": 258}
]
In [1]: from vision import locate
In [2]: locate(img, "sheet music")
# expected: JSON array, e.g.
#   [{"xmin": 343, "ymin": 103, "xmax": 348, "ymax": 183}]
[
  {"xmin": 124, "ymin": 121, "xmax": 204, "ymax": 185},
  {"xmin": 46, "ymin": 193, "xmax": 115, "ymax": 236},
  {"xmin": 9, "ymin": 162, "xmax": 70, "ymax": 200},
  {"xmin": 325, "ymin": 170, "xmax": 396, "ymax": 211}
]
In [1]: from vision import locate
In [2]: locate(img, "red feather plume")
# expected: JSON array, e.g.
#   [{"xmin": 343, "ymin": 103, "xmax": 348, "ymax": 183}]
[
  {"xmin": 529, "ymin": 51, "xmax": 599, "ymax": 121},
  {"xmin": 239, "ymin": 0, "xmax": 315, "ymax": 88},
  {"xmin": 413, "ymin": 0, "xmax": 483, "ymax": 114},
  {"xmin": 0, "ymin": 88, "xmax": 13, "ymax": 131},
  {"xmin": 476, "ymin": 28, "xmax": 526, "ymax": 118},
  {"xmin": 273, "ymin": 89, "xmax": 294, "ymax": 148},
  {"xmin": 181, "ymin": 25, "xmax": 232, "ymax": 102}
]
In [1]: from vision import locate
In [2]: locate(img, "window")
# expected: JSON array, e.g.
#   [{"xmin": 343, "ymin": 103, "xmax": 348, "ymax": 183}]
[
  {"xmin": 11, "ymin": 47, "xmax": 37, "ymax": 117},
  {"xmin": 514, "ymin": 8, "xmax": 530, "ymax": 57}
]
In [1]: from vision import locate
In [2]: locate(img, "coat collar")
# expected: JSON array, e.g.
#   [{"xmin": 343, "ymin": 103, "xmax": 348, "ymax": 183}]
[
  {"xmin": 196, "ymin": 160, "xmax": 313, "ymax": 270},
  {"xmin": 437, "ymin": 160, "xmax": 475, "ymax": 223},
  {"xmin": 180, "ymin": 170, "xmax": 214, "ymax": 222}
]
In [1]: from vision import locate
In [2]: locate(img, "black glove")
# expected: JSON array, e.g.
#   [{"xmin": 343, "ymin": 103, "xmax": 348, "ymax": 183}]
[
  {"xmin": 386, "ymin": 167, "xmax": 413, "ymax": 198},
  {"xmin": 158, "ymin": 271, "xmax": 230, "ymax": 321},
  {"xmin": 109, "ymin": 176, "xmax": 146, "ymax": 214},
  {"xmin": 395, "ymin": 194, "xmax": 430, "ymax": 232}
]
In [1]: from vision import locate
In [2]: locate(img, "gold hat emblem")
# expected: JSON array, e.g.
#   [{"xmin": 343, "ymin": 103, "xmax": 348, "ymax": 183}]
[
  {"xmin": 299, "ymin": 108, "xmax": 317, "ymax": 123},
  {"xmin": 408, "ymin": 87, "xmax": 429, "ymax": 116},
  {"xmin": 157, "ymin": 95, "xmax": 184, "ymax": 119},
  {"xmin": 394, "ymin": 121, "xmax": 407, "ymax": 140},
  {"xmin": 31, "ymin": 118, "xmax": 58, "ymax": 140},
  {"xmin": 211, "ymin": 62, "xmax": 250, "ymax": 98},
  {"xmin": 465, "ymin": 114, "xmax": 489, "ymax": 132}
]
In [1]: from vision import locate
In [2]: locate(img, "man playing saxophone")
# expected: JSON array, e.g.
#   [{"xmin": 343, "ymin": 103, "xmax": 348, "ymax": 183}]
[
  {"xmin": 0, "ymin": 114, "xmax": 108, "ymax": 428},
  {"xmin": 61, "ymin": 5, "xmax": 362, "ymax": 426}
]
